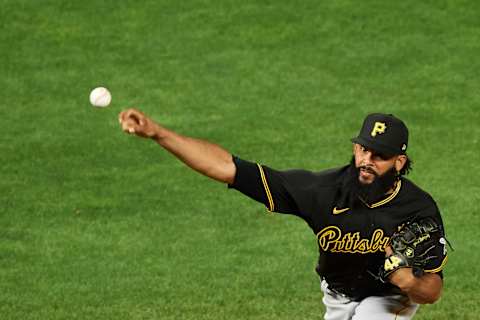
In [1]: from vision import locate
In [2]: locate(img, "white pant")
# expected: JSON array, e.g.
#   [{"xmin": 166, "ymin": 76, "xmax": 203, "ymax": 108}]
[{"xmin": 321, "ymin": 280, "xmax": 419, "ymax": 320}]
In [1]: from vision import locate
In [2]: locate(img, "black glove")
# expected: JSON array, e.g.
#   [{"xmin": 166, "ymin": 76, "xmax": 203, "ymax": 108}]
[{"xmin": 380, "ymin": 217, "xmax": 441, "ymax": 281}]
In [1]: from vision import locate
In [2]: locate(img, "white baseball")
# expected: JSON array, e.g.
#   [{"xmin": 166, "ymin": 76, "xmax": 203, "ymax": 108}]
[{"xmin": 89, "ymin": 87, "xmax": 112, "ymax": 107}]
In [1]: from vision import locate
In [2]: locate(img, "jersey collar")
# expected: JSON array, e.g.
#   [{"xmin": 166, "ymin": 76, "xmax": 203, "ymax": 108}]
[{"xmin": 360, "ymin": 179, "xmax": 402, "ymax": 209}]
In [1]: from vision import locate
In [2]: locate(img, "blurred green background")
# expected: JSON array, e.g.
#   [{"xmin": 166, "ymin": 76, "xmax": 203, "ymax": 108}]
[{"xmin": 1, "ymin": 0, "xmax": 478, "ymax": 319}]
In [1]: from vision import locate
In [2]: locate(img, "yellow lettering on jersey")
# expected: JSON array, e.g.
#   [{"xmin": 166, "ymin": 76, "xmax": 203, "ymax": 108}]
[
  {"xmin": 371, "ymin": 122, "xmax": 387, "ymax": 137},
  {"xmin": 370, "ymin": 229, "xmax": 389, "ymax": 251},
  {"xmin": 317, "ymin": 226, "xmax": 390, "ymax": 254},
  {"xmin": 354, "ymin": 238, "xmax": 368, "ymax": 252},
  {"xmin": 317, "ymin": 226, "xmax": 342, "ymax": 251},
  {"xmin": 343, "ymin": 232, "xmax": 355, "ymax": 251}
]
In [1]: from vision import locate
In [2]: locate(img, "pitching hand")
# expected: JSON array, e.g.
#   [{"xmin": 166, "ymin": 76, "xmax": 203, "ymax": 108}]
[{"xmin": 118, "ymin": 108, "xmax": 158, "ymax": 138}]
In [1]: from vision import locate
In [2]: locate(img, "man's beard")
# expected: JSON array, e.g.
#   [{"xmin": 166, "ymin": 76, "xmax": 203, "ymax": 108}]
[{"xmin": 346, "ymin": 157, "xmax": 399, "ymax": 208}]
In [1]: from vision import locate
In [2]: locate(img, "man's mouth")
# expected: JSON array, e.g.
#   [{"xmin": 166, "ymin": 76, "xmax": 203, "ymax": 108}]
[{"xmin": 359, "ymin": 167, "xmax": 376, "ymax": 179}]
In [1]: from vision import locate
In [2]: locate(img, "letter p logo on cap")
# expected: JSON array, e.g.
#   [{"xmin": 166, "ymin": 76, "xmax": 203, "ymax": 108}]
[{"xmin": 371, "ymin": 122, "xmax": 387, "ymax": 137}]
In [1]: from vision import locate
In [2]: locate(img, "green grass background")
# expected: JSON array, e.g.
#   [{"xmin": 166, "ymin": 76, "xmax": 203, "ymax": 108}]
[{"xmin": 1, "ymin": 0, "xmax": 479, "ymax": 319}]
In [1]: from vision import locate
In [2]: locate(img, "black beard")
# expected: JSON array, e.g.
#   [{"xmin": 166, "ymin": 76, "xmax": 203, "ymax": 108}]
[{"xmin": 346, "ymin": 157, "xmax": 399, "ymax": 208}]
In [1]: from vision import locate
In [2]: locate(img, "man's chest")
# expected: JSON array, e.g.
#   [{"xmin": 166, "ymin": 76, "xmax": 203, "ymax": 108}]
[{"xmin": 312, "ymin": 205, "xmax": 413, "ymax": 254}]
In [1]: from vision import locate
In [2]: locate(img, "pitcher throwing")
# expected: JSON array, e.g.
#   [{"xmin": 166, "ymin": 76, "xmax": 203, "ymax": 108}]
[{"xmin": 119, "ymin": 109, "xmax": 448, "ymax": 320}]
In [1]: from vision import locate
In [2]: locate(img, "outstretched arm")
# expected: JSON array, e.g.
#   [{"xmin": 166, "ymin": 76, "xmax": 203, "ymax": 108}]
[{"xmin": 119, "ymin": 108, "xmax": 236, "ymax": 184}]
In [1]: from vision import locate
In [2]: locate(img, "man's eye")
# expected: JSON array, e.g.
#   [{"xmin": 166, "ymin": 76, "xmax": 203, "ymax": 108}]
[{"xmin": 374, "ymin": 154, "xmax": 388, "ymax": 161}]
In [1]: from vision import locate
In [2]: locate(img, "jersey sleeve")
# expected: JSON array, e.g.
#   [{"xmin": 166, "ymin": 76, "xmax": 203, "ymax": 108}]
[{"xmin": 228, "ymin": 156, "xmax": 318, "ymax": 221}]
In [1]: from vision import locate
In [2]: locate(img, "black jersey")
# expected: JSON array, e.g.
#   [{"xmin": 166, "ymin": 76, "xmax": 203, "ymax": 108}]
[{"xmin": 229, "ymin": 156, "xmax": 448, "ymax": 300}]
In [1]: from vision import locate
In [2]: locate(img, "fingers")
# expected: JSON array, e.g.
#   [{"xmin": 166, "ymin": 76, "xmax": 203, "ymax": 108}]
[
  {"xmin": 121, "ymin": 118, "xmax": 138, "ymax": 134},
  {"xmin": 119, "ymin": 108, "xmax": 145, "ymax": 135},
  {"xmin": 118, "ymin": 108, "xmax": 158, "ymax": 138},
  {"xmin": 385, "ymin": 246, "xmax": 393, "ymax": 256},
  {"xmin": 128, "ymin": 111, "xmax": 142, "ymax": 126},
  {"xmin": 119, "ymin": 108, "xmax": 144, "ymax": 124}
]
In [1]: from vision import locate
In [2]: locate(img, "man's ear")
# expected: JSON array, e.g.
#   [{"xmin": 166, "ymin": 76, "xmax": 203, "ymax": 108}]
[{"xmin": 395, "ymin": 155, "xmax": 407, "ymax": 172}]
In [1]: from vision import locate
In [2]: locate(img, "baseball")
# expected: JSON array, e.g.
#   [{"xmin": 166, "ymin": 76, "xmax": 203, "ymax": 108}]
[{"xmin": 89, "ymin": 87, "xmax": 112, "ymax": 108}]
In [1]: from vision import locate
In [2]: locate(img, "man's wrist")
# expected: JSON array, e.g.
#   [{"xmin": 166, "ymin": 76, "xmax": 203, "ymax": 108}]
[
  {"xmin": 388, "ymin": 267, "xmax": 415, "ymax": 292},
  {"xmin": 151, "ymin": 124, "xmax": 166, "ymax": 141}
]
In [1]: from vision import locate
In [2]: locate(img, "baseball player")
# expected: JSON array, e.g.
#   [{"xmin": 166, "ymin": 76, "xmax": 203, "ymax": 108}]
[{"xmin": 119, "ymin": 110, "xmax": 448, "ymax": 320}]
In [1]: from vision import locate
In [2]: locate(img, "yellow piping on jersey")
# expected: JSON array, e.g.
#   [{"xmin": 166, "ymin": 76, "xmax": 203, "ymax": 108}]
[
  {"xmin": 425, "ymin": 255, "xmax": 448, "ymax": 273},
  {"xmin": 332, "ymin": 180, "xmax": 402, "ymax": 213},
  {"xmin": 368, "ymin": 180, "xmax": 402, "ymax": 208},
  {"xmin": 257, "ymin": 164, "xmax": 274, "ymax": 212}
]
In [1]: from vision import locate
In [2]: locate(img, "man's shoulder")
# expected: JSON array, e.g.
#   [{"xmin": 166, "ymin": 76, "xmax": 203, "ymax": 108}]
[
  {"xmin": 315, "ymin": 165, "xmax": 350, "ymax": 182},
  {"xmin": 399, "ymin": 177, "xmax": 437, "ymax": 206},
  {"xmin": 276, "ymin": 164, "xmax": 349, "ymax": 189},
  {"xmin": 301, "ymin": 164, "xmax": 349, "ymax": 188},
  {"xmin": 397, "ymin": 178, "xmax": 446, "ymax": 231}
]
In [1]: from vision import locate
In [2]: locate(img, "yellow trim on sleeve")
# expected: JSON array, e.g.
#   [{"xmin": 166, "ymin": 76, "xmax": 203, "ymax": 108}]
[
  {"xmin": 425, "ymin": 255, "xmax": 448, "ymax": 273},
  {"xmin": 257, "ymin": 164, "xmax": 274, "ymax": 212}
]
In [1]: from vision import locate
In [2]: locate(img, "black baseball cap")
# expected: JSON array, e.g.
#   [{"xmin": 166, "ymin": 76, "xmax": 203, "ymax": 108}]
[{"xmin": 351, "ymin": 113, "xmax": 409, "ymax": 158}]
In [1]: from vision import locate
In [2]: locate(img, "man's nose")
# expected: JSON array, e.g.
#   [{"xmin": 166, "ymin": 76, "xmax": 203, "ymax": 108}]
[{"xmin": 361, "ymin": 151, "xmax": 373, "ymax": 165}]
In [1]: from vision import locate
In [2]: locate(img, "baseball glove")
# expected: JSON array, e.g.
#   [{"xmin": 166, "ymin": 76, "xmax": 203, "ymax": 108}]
[{"xmin": 379, "ymin": 217, "xmax": 441, "ymax": 282}]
